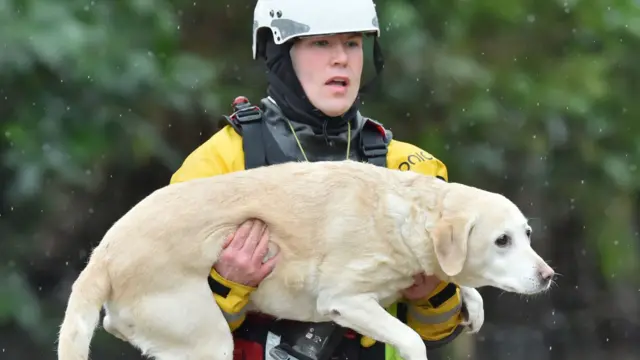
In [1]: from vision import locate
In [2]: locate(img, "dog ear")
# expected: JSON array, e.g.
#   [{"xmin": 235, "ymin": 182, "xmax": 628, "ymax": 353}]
[{"xmin": 430, "ymin": 214, "xmax": 476, "ymax": 277}]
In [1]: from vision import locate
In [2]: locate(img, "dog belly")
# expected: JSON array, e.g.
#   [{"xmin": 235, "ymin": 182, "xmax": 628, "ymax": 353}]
[{"xmin": 250, "ymin": 290, "xmax": 326, "ymax": 322}]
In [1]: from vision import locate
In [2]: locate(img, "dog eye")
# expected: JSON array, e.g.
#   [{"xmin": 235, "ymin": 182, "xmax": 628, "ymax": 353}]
[
  {"xmin": 525, "ymin": 229, "xmax": 532, "ymax": 238},
  {"xmin": 495, "ymin": 234, "xmax": 511, "ymax": 247}
]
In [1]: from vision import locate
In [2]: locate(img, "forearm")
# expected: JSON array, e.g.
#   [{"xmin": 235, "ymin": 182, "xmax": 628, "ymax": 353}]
[
  {"xmin": 403, "ymin": 282, "xmax": 464, "ymax": 348},
  {"xmin": 208, "ymin": 267, "xmax": 256, "ymax": 331}
]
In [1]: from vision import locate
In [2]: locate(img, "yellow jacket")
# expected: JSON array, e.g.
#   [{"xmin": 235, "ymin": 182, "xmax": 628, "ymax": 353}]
[{"xmin": 170, "ymin": 124, "xmax": 464, "ymax": 351}]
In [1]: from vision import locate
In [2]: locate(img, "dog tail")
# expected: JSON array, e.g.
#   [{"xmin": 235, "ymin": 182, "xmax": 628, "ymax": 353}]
[{"xmin": 57, "ymin": 254, "xmax": 111, "ymax": 360}]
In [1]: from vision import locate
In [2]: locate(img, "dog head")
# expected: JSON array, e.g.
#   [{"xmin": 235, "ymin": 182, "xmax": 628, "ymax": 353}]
[{"xmin": 427, "ymin": 183, "xmax": 555, "ymax": 295}]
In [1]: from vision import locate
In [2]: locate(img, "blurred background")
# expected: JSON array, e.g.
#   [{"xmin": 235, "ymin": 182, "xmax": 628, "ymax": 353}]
[{"xmin": 1, "ymin": 0, "xmax": 639, "ymax": 359}]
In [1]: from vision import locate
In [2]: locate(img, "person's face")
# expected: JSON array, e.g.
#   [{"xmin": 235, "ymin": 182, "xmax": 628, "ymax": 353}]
[{"xmin": 290, "ymin": 33, "xmax": 364, "ymax": 117}]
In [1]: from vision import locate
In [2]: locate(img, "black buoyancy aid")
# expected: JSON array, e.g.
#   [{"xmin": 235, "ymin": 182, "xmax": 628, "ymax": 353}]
[{"xmin": 219, "ymin": 96, "xmax": 391, "ymax": 170}]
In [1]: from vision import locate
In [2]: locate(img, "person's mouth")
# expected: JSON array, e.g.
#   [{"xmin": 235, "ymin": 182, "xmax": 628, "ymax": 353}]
[{"xmin": 325, "ymin": 76, "xmax": 349, "ymax": 93}]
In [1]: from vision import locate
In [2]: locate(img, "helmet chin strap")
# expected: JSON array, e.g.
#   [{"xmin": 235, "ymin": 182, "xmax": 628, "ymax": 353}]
[{"xmin": 359, "ymin": 36, "xmax": 385, "ymax": 95}]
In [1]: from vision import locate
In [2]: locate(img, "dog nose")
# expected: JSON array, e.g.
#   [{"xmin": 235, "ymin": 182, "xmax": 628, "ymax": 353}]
[{"xmin": 538, "ymin": 265, "xmax": 555, "ymax": 282}]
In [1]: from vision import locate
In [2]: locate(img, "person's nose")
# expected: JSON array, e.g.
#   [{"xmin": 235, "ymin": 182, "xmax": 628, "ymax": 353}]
[{"xmin": 331, "ymin": 44, "xmax": 348, "ymax": 66}]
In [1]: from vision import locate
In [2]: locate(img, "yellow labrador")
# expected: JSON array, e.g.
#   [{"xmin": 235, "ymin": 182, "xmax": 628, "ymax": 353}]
[{"xmin": 56, "ymin": 160, "xmax": 554, "ymax": 360}]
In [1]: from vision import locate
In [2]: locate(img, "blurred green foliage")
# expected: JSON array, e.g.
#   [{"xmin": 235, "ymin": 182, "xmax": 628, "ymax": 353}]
[{"xmin": 0, "ymin": 0, "xmax": 638, "ymax": 359}]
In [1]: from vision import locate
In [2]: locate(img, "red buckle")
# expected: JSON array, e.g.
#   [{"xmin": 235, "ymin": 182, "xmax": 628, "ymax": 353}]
[
  {"xmin": 232, "ymin": 96, "xmax": 249, "ymax": 107},
  {"xmin": 364, "ymin": 118, "xmax": 387, "ymax": 138}
]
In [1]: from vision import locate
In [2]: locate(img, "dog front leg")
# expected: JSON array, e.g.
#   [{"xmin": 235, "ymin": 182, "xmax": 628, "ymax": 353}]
[
  {"xmin": 318, "ymin": 294, "xmax": 428, "ymax": 360},
  {"xmin": 460, "ymin": 286, "xmax": 484, "ymax": 334}
]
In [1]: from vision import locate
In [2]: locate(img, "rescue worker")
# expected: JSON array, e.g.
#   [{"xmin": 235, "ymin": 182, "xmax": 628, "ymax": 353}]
[{"xmin": 170, "ymin": 0, "xmax": 467, "ymax": 359}]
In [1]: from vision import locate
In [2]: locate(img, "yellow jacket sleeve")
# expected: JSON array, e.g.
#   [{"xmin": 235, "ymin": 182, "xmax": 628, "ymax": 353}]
[
  {"xmin": 170, "ymin": 125, "xmax": 252, "ymax": 331},
  {"xmin": 170, "ymin": 125, "xmax": 246, "ymax": 184},
  {"xmin": 384, "ymin": 139, "xmax": 464, "ymax": 346}
]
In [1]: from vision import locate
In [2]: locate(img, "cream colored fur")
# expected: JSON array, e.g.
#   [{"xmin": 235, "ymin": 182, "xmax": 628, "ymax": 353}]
[{"xmin": 56, "ymin": 159, "xmax": 554, "ymax": 360}]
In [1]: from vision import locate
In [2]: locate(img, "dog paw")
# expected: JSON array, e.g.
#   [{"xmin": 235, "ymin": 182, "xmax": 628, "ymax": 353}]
[{"xmin": 460, "ymin": 287, "xmax": 484, "ymax": 334}]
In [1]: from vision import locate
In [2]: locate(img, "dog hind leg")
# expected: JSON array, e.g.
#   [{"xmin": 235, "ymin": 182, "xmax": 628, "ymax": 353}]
[{"xmin": 119, "ymin": 280, "xmax": 234, "ymax": 360}]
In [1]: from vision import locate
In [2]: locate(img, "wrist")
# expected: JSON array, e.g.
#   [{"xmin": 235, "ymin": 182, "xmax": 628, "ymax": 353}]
[
  {"xmin": 409, "ymin": 281, "xmax": 455, "ymax": 307},
  {"xmin": 210, "ymin": 267, "xmax": 257, "ymax": 293}
]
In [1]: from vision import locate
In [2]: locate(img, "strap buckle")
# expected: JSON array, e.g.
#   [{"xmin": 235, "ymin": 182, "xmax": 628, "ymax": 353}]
[
  {"xmin": 362, "ymin": 141, "xmax": 387, "ymax": 158},
  {"xmin": 360, "ymin": 118, "xmax": 389, "ymax": 159},
  {"xmin": 232, "ymin": 105, "xmax": 263, "ymax": 124},
  {"xmin": 230, "ymin": 96, "xmax": 263, "ymax": 125}
]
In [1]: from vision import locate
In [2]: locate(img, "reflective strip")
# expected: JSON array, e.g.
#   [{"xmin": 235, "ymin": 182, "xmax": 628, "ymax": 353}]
[
  {"xmin": 221, "ymin": 306, "xmax": 248, "ymax": 323},
  {"xmin": 423, "ymin": 324, "xmax": 464, "ymax": 349},
  {"xmin": 407, "ymin": 303, "xmax": 462, "ymax": 325},
  {"xmin": 385, "ymin": 303, "xmax": 401, "ymax": 360}
]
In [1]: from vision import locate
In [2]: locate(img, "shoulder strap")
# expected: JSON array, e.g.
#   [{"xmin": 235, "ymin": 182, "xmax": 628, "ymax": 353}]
[
  {"xmin": 359, "ymin": 118, "xmax": 390, "ymax": 168},
  {"xmin": 220, "ymin": 97, "xmax": 391, "ymax": 170},
  {"xmin": 221, "ymin": 96, "xmax": 268, "ymax": 170}
]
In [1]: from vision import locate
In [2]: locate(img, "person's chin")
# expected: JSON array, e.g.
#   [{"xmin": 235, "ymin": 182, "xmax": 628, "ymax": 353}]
[
  {"xmin": 328, "ymin": 99, "xmax": 358, "ymax": 116},
  {"xmin": 319, "ymin": 104, "xmax": 350, "ymax": 117},
  {"xmin": 311, "ymin": 92, "xmax": 356, "ymax": 117}
]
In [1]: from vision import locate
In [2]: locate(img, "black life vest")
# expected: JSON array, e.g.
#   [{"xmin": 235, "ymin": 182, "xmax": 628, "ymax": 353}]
[{"xmin": 219, "ymin": 96, "xmax": 390, "ymax": 170}]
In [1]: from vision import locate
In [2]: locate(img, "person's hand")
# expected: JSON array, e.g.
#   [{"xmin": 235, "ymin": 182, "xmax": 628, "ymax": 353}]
[
  {"xmin": 213, "ymin": 219, "xmax": 279, "ymax": 287},
  {"xmin": 402, "ymin": 273, "xmax": 441, "ymax": 301}
]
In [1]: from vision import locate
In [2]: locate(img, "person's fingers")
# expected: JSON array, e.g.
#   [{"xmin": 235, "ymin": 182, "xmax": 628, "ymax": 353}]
[
  {"xmin": 412, "ymin": 274, "xmax": 425, "ymax": 286},
  {"xmin": 252, "ymin": 226, "xmax": 270, "ymax": 262},
  {"xmin": 241, "ymin": 219, "xmax": 266, "ymax": 252},
  {"xmin": 404, "ymin": 284, "xmax": 418, "ymax": 293},
  {"xmin": 222, "ymin": 233, "xmax": 234, "ymax": 249},
  {"xmin": 228, "ymin": 219, "xmax": 254, "ymax": 250}
]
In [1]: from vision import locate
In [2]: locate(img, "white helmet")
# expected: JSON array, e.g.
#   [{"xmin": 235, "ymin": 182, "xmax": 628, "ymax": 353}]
[{"xmin": 252, "ymin": 0, "xmax": 381, "ymax": 59}]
